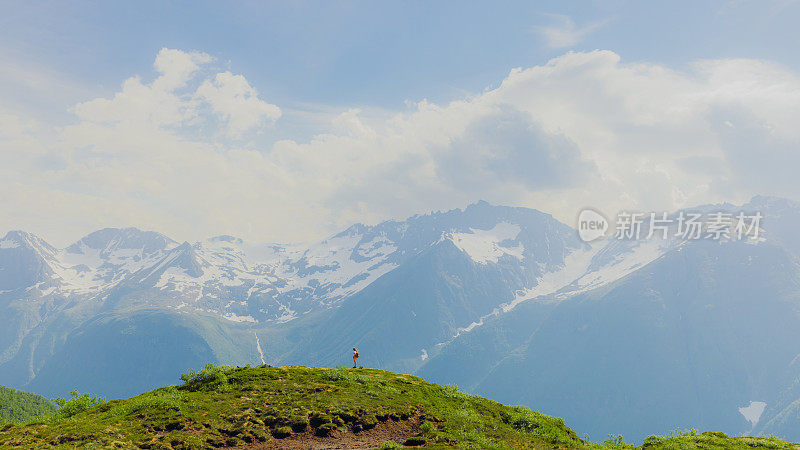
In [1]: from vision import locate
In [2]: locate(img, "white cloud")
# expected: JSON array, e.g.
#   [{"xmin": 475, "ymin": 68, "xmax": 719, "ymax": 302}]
[
  {"xmin": 153, "ymin": 48, "xmax": 212, "ymax": 91},
  {"xmin": 2, "ymin": 48, "xmax": 800, "ymax": 247},
  {"xmin": 73, "ymin": 48, "xmax": 212, "ymax": 127},
  {"xmin": 0, "ymin": 112, "xmax": 36, "ymax": 139},
  {"xmin": 73, "ymin": 48, "xmax": 279, "ymax": 136},
  {"xmin": 196, "ymin": 71, "xmax": 281, "ymax": 137},
  {"xmin": 533, "ymin": 14, "xmax": 611, "ymax": 49}
]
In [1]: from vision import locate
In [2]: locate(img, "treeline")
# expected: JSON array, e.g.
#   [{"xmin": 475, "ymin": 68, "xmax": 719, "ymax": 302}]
[{"xmin": 0, "ymin": 385, "xmax": 57, "ymax": 423}]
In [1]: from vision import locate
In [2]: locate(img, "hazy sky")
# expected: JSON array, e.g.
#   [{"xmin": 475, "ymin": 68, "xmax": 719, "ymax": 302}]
[{"xmin": 2, "ymin": 0, "xmax": 799, "ymax": 246}]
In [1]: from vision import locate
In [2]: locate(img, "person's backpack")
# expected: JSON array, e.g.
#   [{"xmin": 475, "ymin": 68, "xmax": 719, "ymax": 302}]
[{"xmin": 354, "ymin": 350, "xmax": 359, "ymax": 358}]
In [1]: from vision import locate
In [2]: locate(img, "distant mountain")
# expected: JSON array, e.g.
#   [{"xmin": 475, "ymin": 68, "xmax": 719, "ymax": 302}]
[
  {"xmin": 1, "ymin": 202, "xmax": 583, "ymax": 396},
  {"xmin": 2, "ymin": 198, "xmax": 800, "ymax": 442},
  {"xmin": 418, "ymin": 197, "xmax": 800, "ymax": 442},
  {"xmin": 421, "ymin": 238, "xmax": 800, "ymax": 440}
]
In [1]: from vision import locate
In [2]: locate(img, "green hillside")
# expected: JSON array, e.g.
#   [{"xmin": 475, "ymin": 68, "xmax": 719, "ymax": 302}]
[
  {"xmin": 0, "ymin": 384, "xmax": 57, "ymax": 424},
  {"xmin": 0, "ymin": 365, "xmax": 796, "ymax": 449}
]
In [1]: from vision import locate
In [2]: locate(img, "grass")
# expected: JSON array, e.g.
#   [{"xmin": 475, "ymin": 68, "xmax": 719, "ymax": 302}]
[
  {"xmin": 0, "ymin": 365, "xmax": 796, "ymax": 449},
  {"xmin": 637, "ymin": 429, "xmax": 798, "ymax": 450}
]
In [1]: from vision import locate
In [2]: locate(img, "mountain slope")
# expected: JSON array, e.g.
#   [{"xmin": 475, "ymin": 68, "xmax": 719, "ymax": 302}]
[
  {"xmin": 25, "ymin": 310, "xmax": 242, "ymax": 399},
  {"xmin": 420, "ymin": 237, "xmax": 800, "ymax": 442},
  {"xmin": 281, "ymin": 240, "xmax": 517, "ymax": 372}
]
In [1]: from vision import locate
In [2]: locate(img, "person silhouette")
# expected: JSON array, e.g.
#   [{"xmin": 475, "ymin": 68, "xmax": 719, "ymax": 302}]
[{"xmin": 352, "ymin": 347, "xmax": 359, "ymax": 368}]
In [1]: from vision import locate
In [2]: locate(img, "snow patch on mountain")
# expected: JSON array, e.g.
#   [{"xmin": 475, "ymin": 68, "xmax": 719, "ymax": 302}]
[
  {"xmin": 271, "ymin": 233, "xmax": 399, "ymax": 303},
  {"xmin": 449, "ymin": 222, "xmax": 524, "ymax": 264},
  {"xmin": 739, "ymin": 401, "xmax": 767, "ymax": 427},
  {"xmin": 570, "ymin": 238, "xmax": 672, "ymax": 294},
  {"xmin": 140, "ymin": 229, "xmax": 403, "ymax": 322},
  {"xmin": 442, "ymin": 244, "xmax": 598, "ymax": 342},
  {"xmin": 274, "ymin": 305, "xmax": 298, "ymax": 323},
  {"xmin": 506, "ymin": 237, "xmax": 674, "ymax": 310},
  {"xmin": 55, "ymin": 241, "xmax": 174, "ymax": 294},
  {"xmin": 443, "ymin": 236, "xmax": 677, "ymax": 343},
  {"xmin": 507, "ymin": 245, "xmax": 600, "ymax": 308},
  {"xmin": 222, "ymin": 312, "xmax": 257, "ymax": 323}
]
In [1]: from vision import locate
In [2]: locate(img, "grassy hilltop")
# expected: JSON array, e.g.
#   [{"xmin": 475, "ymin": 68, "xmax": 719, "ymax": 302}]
[{"xmin": 0, "ymin": 365, "xmax": 796, "ymax": 449}]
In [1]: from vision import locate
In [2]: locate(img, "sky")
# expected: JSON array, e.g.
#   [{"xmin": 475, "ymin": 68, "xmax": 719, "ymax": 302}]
[{"xmin": 1, "ymin": 0, "xmax": 800, "ymax": 246}]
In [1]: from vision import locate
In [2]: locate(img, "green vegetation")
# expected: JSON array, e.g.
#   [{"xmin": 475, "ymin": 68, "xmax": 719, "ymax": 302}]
[
  {"xmin": 0, "ymin": 384, "xmax": 57, "ymax": 424},
  {"xmin": 53, "ymin": 390, "xmax": 107, "ymax": 419},
  {"xmin": 579, "ymin": 429, "xmax": 796, "ymax": 450},
  {"xmin": 0, "ymin": 366, "xmax": 796, "ymax": 449},
  {"xmin": 178, "ymin": 363, "xmax": 233, "ymax": 391},
  {"xmin": 639, "ymin": 429, "xmax": 797, "ymax": 450}
]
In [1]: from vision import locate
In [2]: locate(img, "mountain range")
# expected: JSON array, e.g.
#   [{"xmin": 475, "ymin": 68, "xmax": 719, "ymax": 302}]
[{"xmin": 2, "ymin": 197, "xmax": 800, "ymax": 442}]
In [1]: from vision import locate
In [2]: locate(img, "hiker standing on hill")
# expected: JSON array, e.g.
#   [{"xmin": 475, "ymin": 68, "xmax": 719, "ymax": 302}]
[{"xmin": 352, "ymin": 347, "xmax": 359, "ymax": 368}]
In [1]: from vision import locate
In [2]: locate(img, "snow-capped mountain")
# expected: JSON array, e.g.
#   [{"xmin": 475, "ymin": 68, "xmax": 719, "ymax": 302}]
[
  {"xmin": 0, "ymin": 225, "xmax": 400, "ymax": 325},
  {"xmin": 0, "ymin": 202, "xmax": 585, "ymax": 395},
  {"xmin": 3, "ymin": 197, "xmax": 800, "ymax": 443},
  {"xmin": 0, "ymin": 201, "xmax": 592, "ymax": 328},
  {"xmin": 0, "ymin": 199, "xmax": 770, "ymax": 380},
  {"xmin": 417, "ymin": 197, "xmax": 800, "ymax": 442}
]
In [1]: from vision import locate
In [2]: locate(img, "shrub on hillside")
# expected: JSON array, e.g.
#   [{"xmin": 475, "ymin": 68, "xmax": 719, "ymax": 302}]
[
  {"xmin": 602, "ymin": 434, "xmax": 631, "ymax": 449},
  {"xmin": 52, "ymin": 391, "xmax": 105, "ymax": 418},
  {"xmin": 179, "ymin": 363, "xmax": 234, "ymax": 391},
  {"xmin": 441, "ymin": 384, "xmax": 468, "ymax": 399},
  {"xmin": 419, "ymin": 420, "xmax": 436, "ymax": 435},
  {"xmin": 109, "ymin": 387, "xmax": 185, "ymax": 417}
]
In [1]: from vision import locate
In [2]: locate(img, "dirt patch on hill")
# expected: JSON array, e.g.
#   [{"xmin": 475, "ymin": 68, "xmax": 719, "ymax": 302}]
[{"xmin": 238, "ymin": 416, "xmax": 423, "ymax": 449}]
